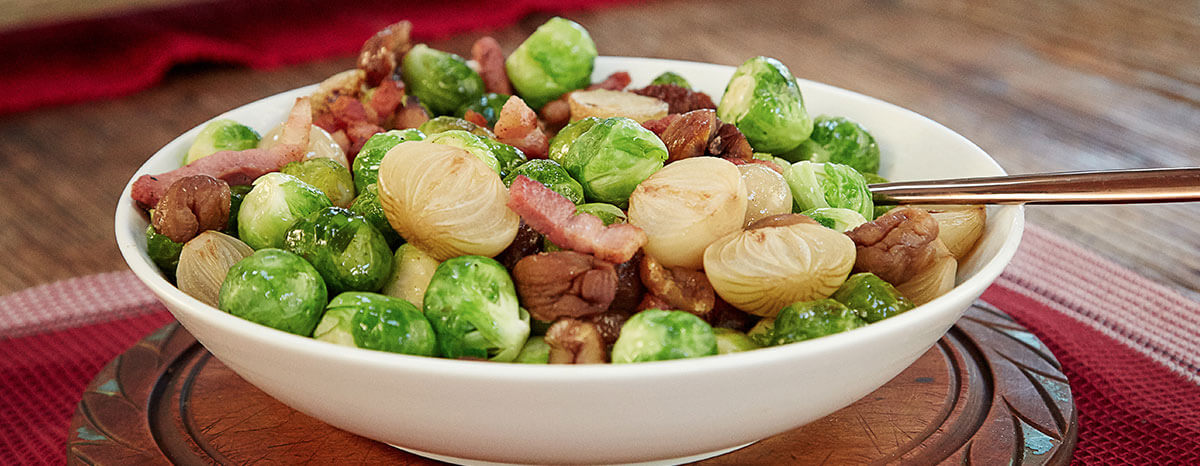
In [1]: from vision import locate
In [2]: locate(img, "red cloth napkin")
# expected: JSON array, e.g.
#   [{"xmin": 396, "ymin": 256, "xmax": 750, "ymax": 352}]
[
  {"xmin": 1, "ymin": 226, "xmax": 1199, "ymax": 464},
  {"xmin": 0, "ymin": 0, "xmax": 636, "ymax": 115}
]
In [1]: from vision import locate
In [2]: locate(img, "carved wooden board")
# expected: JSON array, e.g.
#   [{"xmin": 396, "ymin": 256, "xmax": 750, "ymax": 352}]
[{"xmin": 67, "ymin": 301, "xmax": 1077, "ymax": 465}]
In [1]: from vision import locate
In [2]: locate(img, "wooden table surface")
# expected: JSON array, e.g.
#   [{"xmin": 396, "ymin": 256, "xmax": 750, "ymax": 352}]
[{"xmin": 1, "ymin": 0, "xmax": 1197, "ymax": 301}]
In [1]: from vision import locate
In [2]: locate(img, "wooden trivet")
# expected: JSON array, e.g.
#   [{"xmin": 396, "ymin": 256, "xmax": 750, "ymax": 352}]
[{"xmin": 66, "ymin": 301, "xmax": 1077, "ymax": 464}]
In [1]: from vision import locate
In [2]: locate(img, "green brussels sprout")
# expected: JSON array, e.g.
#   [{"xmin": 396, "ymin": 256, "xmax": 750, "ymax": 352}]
[
  {"xmin": 223, "ymin": 185, "xmax": 253, "ymax": 236},
  {"xmin": 801, "ymin": 207, "xmax": 868, "ymax": 232},
  {"xmin": 401, "ymin": 44, "xmax": 485, "ymax": 116},
  {"xmin": 283, "ymin": 207, "xmax": 393, "ymax": 294},
  {"xmin": 649, "ymin": 71, "xmax": 692, "ymax": 89},
  {"xmin": 611, "ymin": 309, "xmax": 717, "ymax": 363},
  {"xmin": 547, "ymin": 117, "xmax": 599, "ymax": 165},
  {"xmin": 717, "ymin": 56, "xmax": 813, "ymax": 153},
  {"xmin": 861, "ymin": 172, "xmax": 889, "ymax": 185},
  {"xmin": 353, "ymin": 129, "xmax": 426, "ymax": 193},
  {"xmin": 347, "ymin": 183, "xmax": 403, "ymax": 248},
  {"xmin": 514, "ymin": 336, "xmax": 551, "ymax": 364},
  {"xmin": 714, "ymin": 328, "xmax": 761, "ymax": 354},
  {"xmin": 502, "ymin": 159, "xmax": 585, "ymax": 204},
  {"xmin": 746, "ymin": 317, "xmax": 775, "ymax": 347},
  {"xmin": 505, "ymin": 17, "xmax": 597, "ymax": 109},
  {"xmin": 785, "ymin": 161, "xmax": 874, "ymax": 220},
  {"xmin": 769, "ymin": 299, "xmax": 866, "ymax": 345},
  {"xmin": 145, "ymin": 224, "xmax": 184, "ymax": 278},
  {"xmin": 575, "ymin": 202, "xmax": 627, "ymax": 225},
  {"xmin": 830, "ymin": 273, "xmax": 915, "ymax": 323},
  {"xmin": 480, "ymin": 138, "xmax": 527, "ymax": 177},
  {"xmin": 185, "ymin": 119, "xmax": 261, "ymax": 164},
  {"xmin": 780, "ymin": 115, "xmax": 880, "ymax": 174},
  {"xmin": 426, "ymin": 130, "xmax": 502, "ymax": 174},
  {"xmin": 281, "ymin": 158, "xmax": 356, "ymax": 207},
  {"xmin": 560, "ymin": 117, "xmax": 668, "ymax": 208},
  {"xmin": 423, "ymin": 256, "xmax": 530, "ymax": 361},
  {"xmin": 418, "ymin": 116, "xmax": 495, "ymax": 139},
  {"xmin": 381, "ymin": 243, "xmax": 440, "ymax": 308},
  {"xmin": 238, "ymin": 173, "xmax": 333, "ymax": 250},
  {"xmin": 218, "ymin": 248, "xmax": 328, "ymax": 336},
  {"xmin": 457, "ymin": 93, "xmax": 511, "ymax": 127},
  {"xmin": 752, "ymin": 152, "xmax": 791, "ymax": 172},
  {"xmin": 313, "ymin": 292, "xmax": 437, "ymax": 356}
]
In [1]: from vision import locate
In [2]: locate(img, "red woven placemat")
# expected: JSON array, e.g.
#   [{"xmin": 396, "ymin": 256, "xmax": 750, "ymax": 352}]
[
  {"xmin": 1, "ymin": 226, "xmax": 1198, "ymax": 464},
  {"xmin": 0, "ymin": 0, "xmax": 637, "ymax": 115}
]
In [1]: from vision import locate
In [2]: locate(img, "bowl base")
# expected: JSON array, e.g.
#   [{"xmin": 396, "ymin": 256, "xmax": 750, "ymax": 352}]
[{"xmin": 389, "ymin": 442, "xmax": 756, "ymax": 466}]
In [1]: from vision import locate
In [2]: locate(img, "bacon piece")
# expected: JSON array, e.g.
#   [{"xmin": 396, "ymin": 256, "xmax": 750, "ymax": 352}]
[
  {"xmin": 513, "ymin": 252, "xmax": 618, "ymax": 322},
  {"xmin": 590, "ymin": 71, "xmax": 631, "ymax": 91},
  {"xmin": 132, "ymin": 98, "xmax": 311, "ymax": 208},
  {"xmin": 471, "ymin": 36, "xmax": 512, "ymax": 95},
  {"xmin": 463, "ymin": 109, "xmax": 489, "ymax": 128},
  {"xmin": 494, "ymin": 96, "xmax": 549, "ymax": 159},
  {"xmin": 357, "ymin": 21, "xmax": 412, "ymax": 86},
  {"xmin": 632, "ymin": 84, "xmax": 716, "ymax": 114},
  {"xmin": 641, "ymin": 114, "xmax": 679, "ymax": 136},
  {"xmin": 507, "ymin": 175, "xmax": 647, "ymax": 264},
  {"xmin": 330, "ymin": 96, "xmax": 384, "ymax": 161},
  {"xmin": 367, "ymin": 78, "xmax": 405, "ymax": 125}
]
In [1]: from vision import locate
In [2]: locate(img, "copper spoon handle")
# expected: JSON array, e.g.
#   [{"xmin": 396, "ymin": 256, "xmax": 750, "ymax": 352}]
[{"xmin": 870, "ymin": 167, "xmax": 1200, "ymax": 205}]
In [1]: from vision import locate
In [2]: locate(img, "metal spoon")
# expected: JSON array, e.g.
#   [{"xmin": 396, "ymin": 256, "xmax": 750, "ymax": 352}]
[{"xmin": 870, "ymin": 167, "xmax": 1200, "ymax": 205}]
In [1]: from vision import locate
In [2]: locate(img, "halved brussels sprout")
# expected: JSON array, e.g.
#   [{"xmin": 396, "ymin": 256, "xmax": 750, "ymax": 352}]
[
  {"xmin": 785, "ymin": 161, "xmax": 874, "ymax": 220},
  {"xmin": 649, "ymin": 71, "xmax": 692, "ymax": 89},
  {"xmin": 560, "ymin": 117, "xmax": 668, "ymax": 208},
  {"xmin": 458, "ymin": 93, "xmax": 511, "ymax": 127},
  {"xmin": 547, "ymin": 117, "xmax": 599, "ymax": 165},
  {"xmin": 185, "ymin": 119, "xmax": 261, "ymax": 164},
  {"xmin": 801, "ymin": 207, "xmax": 868, "ymax": 232},
  {"xmin": 281, "ymin": 158, "xmax": 356, "ymax": 207},
  {"xmin": 218, "ymin": 248, "xmax": 328, "ymax": 336},
  {"xmin": 353, "ymin": 129, "xmax": 426, "ymax": 194},
  {"xmin": 423, "ymin": 255, "xmax": 530, "ymax": 361},
  {"xmin": 418, "ymin": 116, "xmax": 495, "ymax": 139},
  {"xmin": 237, "ymin": 173, "xmax": 333, "ymax": 250},
  {"xmin": 381, "ymin": 243, "xmax": 440, "ymax": 308},
  {"xmin": 314, "ymin": 292, "xmax": 438, "ymax": 356},
  {"xmin": 426, "ymin": 130, "xmax": 502, "ymax": 174},
  {"xmin": 717, "ymin": 56, "xmax": 813, "ymax": 153},
  {"xmin": 769, "ymin": 299, "xmax": 866, "ymax": 345},
  {"xmin": 503, "ymin": 159, "xmax": 585, "ymax": 204},
  {"xmin": 146, "ymin": 224, "xmax": 184, "ymax": 278},
  {"xmin": 505, "ymin": 17, "xmax": 597, "ymax": 110},
  {"xmin": 611, "ymin": 309, "xmax": 718, "ymax": 363},
  {"xmin": 283, "ymin": 207, "xmax": 393, "ymax": 294},
  {"xmin": 830, "ymin": 272, "xmax": 914, "ymax": 323},
  {"xmin": 780, "ymin": 115, "xmax": 880, "ymax": 174},
  {"xmin": 714, "ymin": 328, "xmax": 761, "ymax": 354},
  {"xmin": 401, "ymin": 44, "xmax": 485, "ymax": 116},
  {"xmin": 347, "ymin": 183, "xmax": 403, "ymax": 248},
  {"xmin": 568, "ymin": 89, "xmax": 668, "ymax": 123}
]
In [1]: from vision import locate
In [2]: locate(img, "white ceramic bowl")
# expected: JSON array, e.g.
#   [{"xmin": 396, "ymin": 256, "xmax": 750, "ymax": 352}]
[{"xmin": 116, "ymin": 57, "xmax": 1024, "ymax": 465}]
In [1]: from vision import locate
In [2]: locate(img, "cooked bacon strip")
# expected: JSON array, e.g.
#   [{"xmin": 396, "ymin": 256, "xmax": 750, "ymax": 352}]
[
  {"xmin": 463, "ymin": 109, "xmax": 489, "ymax": 128},
  {"xmin": 590, "ymin": 71, "xmax": 631, "ymax": 92},
  {"xmin": 471, "ymin": 36, "xmax": 512, "ymax": 95},
  {"xmin": 507, "ymin": 175, "xmax": 646, "ymax": 264},
  {"xmin": 494, "ymin": 96, "xmax": 549, "ymax": 159},
  {"xmin": 330, "ymin": 96, "xmax": 384, "ymax": 161},
  {"xmin": 632, "ymin": 84, "xmax": 716, "ymax": 114},
  {"xmin": 367, "ymin": 78, "xmax": 405, "ymax": 125},
  {"xmin": 131, "ymin": 98, "xmax": 311, "ymax": 208}
]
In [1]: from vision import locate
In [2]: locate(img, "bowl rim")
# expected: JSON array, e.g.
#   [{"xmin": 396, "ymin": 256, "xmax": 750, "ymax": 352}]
[{"xmin": 115, "ymin": 56, "xmax": 1025, "ymax": 382}]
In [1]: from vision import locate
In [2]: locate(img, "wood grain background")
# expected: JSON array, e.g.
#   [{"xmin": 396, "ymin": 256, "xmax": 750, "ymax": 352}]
[{"xmin": 1, "ymin": 0, "xmax": 1197, "ymax": 300}]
